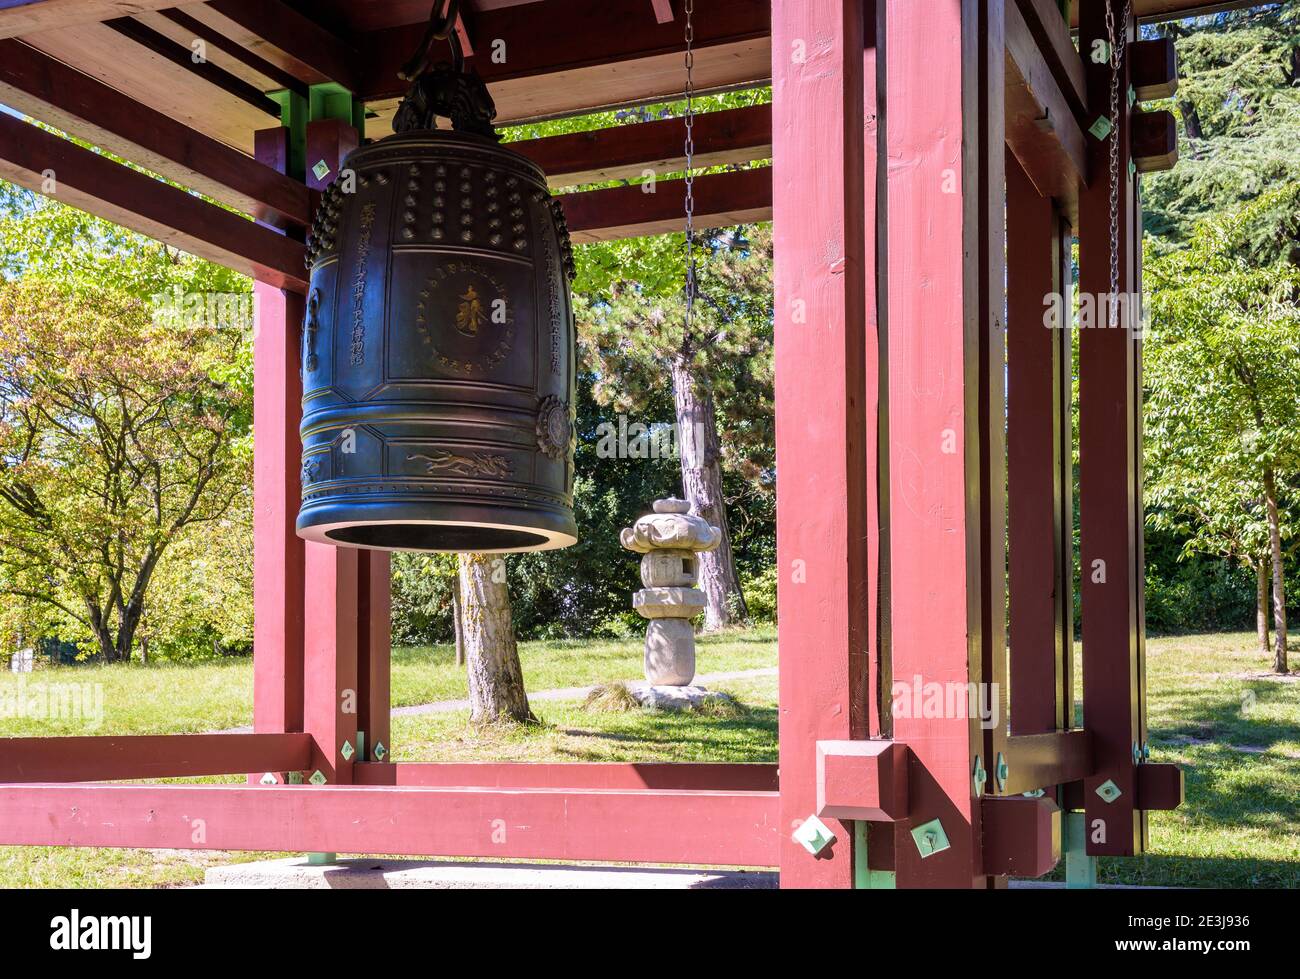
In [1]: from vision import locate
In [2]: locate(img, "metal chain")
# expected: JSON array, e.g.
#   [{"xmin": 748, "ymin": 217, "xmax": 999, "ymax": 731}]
[
  {"xmin": 683, "ymin": 0, "xmax": 696, "ymax": 335},
  {"xmin": 1105, "ymin": 0, "xmax": 1133, "ymax": 328}
]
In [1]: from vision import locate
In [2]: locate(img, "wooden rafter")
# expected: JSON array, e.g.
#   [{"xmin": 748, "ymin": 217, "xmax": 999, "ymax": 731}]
[
  {"xmin": 559, "ymin": 166, "xmax": 772, "ymax": 243},
  {"xmin": 0, "ymin": 112, "xmax": 307, "ymax": 290},
  {"xmin": 0, "ymin": 0, "xmax": 175, "ymax": 38},
  {"xmin": 515, "ymin": 103, "xmax": 772, "ymax": 188},
  {"xmin": 0, "ymin": 39, "xmax": 310, "ymax": 227},
  {"xmin": 183, "ymin": 0, "xmax": 360, "ymax": 90}
]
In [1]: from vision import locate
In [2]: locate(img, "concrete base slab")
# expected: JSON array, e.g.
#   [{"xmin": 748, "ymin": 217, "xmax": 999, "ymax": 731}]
[{"xmin": 204, "ymin": 857, "xmax": 779, "ymax": 890}]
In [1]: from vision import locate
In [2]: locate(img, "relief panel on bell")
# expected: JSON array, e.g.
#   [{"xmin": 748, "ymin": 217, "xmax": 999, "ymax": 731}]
[
  {"xmin": 301, "ymin": 264, "xmax": 338, "ymax": 402},
  {"xmin": 331, "ymin": 195, "xmax": 391, "ymax": 402},
  {"xmin": 391, "ymin": 442, "xmax": 538, "ymax": 495},
  {"xmin": 387, "ymin": 250, "xmax": 538, "ymax": 390}
]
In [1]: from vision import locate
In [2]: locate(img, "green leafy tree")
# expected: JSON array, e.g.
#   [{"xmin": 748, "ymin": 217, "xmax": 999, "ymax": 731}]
[
  {"xmin": 0, "ymin": 281, "xmax": 250, "ymax": 662},
  {"xmin": 1144, "ymin": 2, "xmax": 1300, "ymax": 252},
  {"xmin": 1145, "ymin": 185, "xmax": 1300, "ymax": 672}
]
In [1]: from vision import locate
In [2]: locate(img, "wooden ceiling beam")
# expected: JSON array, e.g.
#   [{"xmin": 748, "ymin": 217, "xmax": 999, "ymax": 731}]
[
  {"xmin": 0, "ymin": 39, "xmax": 310, "ymax": 227},
  {"xmin": 102, "ymin": 16, "xmax": 281, "ymax": 118},
  {"xmin": 184, "ymin": 0, "xmax": 360, "ymax": 90},
  {"xmin": 514, "ymin": 103, "xmax": 772, "ymax": 188},
  {"xmin": 19, "ymin": 21, "xmax": 274, "ymax": 153},
  {"xmin": 559, "ymin": 166, "xmax": 771, "ymax": 243},
  {"xmin": 1005, "ymin": 0, "xmax": 1086, "ymax": 225},
  {"xmin": 0, "ymin": 112, "xmax": 307, "ymax": 291},
  {"xmin": 358, "ymin": 0, "xmax": 770, "ymax": 123},
  {"xmin": 0, "ymin": 0, "xmax": 175, "ymax": 38}
]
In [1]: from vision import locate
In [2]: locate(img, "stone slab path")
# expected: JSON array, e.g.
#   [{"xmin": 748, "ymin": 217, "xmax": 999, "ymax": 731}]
[{"xmin": 214, "ymin": 666, "xmax": 777, "ymax": 734}]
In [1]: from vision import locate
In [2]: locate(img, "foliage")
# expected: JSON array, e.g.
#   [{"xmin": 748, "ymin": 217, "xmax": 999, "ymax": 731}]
[
  {"xmin": 0, "ymin": 281, "xmax": 251, "ymax": 661},
  {"xmin": 1144, "ymin": 185, "xmax": 1300, "ymax": 645},
  {"xmin": 1143, "ymin": 2, "xmax": 1300, "ymax": 253}
]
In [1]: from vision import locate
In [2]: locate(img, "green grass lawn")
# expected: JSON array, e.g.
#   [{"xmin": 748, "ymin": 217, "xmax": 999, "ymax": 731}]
[{"xmin": 1, "ymin": 627, "xmax": 1296, "ymax": 888}]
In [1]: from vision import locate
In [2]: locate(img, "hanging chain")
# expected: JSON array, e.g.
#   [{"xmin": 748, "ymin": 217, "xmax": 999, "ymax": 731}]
[
  {"xmin": 683, "ymin": 0, "xmax": 697, "ymax": 336},
  {"xmin": 1105, "ymin": 0, "xmax": 1133, "ymax": 328}
]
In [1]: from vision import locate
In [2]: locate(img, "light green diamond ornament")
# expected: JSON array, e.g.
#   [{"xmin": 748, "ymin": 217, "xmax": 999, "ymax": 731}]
[
  {"xmin": 1096, "ymin": 779, "xmax": 1122, "ymax": 803},
  {"xmin": 995, "ymin": 752, "xmax": 1009, "ymax": 792},
  {"xmin": 259, "ymin": 772, "xmax": 278, "ymax": 785},
  {"xmin": 309, "ymin": 769, "xmax": 327, "ymax": 785},
  {"xmin": 1089, "ymin": 116, "xmax": 1113, "ymax": 141},
  {"xmin": 341, "ymin": 740, "xmax": 354, "ymax": 761},
  {"xmin": 972, "ymin": 755, "xmax": 987, "ymax": 798},
  {"xmin": 312, "ymin": 159, "xmax": 331, "ymax": 181},
  {"xmin": 373, "ymin": 741, "xmax": 388, "ymax": 762},
  {"xmin": 287, "ymin": 771, "xmax": 304, "ymax": 785},
  {"xmin": 911, "ymin": 819, "xmax": 951, "ymax": 859},
  {"xmin": 792, "ymin": 815, "xmax": 835, "ymax": 856}
]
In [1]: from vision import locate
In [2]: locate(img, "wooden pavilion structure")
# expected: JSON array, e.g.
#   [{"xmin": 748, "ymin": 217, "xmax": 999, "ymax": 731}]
[{"xmin": 0, "ymin": 0, "xmax": 1233, "ymax": 887}]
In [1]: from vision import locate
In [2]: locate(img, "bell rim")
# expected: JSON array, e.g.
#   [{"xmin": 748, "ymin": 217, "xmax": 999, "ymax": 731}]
[{"xmin": 297, "ymin": 511, "xmax": 577, "ymax": 555}]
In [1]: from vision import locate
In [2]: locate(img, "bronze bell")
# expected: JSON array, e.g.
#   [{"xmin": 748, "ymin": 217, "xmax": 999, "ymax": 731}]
[{"xmin": 296, "ymin": 59, "xmax": 578, "ymax": 553}]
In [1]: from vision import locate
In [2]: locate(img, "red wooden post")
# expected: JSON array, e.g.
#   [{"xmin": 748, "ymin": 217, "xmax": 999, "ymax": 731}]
[
  {"xmin": 357, "ymin": 551, "xmax": 392, "ymax": 762},
  {"xmin": 1006, "ymin": 151, "xmax": 1073, "ymax": 735},
  {"xmin": 252, "ymin": 126, "xmax": 305, "ymax": 757},
  {"xmin": 883, "ymin": 0, "xmax": 993, "ymax": 888},
  {"xmin": 300, "ymin": 115, "xmax": 366, "ymax": 784},
  {"xmin": 1078, "ymin": 0, "xmax": 1145, "ymax": 856},
  {"xmin": 771, "ymin": 0, "xmax": 876, "ymax": 888}
]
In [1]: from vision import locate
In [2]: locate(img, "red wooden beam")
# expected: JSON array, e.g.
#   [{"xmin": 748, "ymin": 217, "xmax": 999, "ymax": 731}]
[
  {"xmin": 1001, "ymin": 731, "xmax": 1092, "ymax": 793},
  {"xmin": 186, "ymin": 0, "xmax": 359, "ymax": 90},
  {"xmin": 1132, "ymin": 109, "xmax": 1179, "ymax": 173},
  {"xmin": 981, "ymin": 795, "xmax": 1061, "ymax": 877},
  {"xmin": 0, "ymin": 734, "xmax": 311, "ymax": 782},
  {"xmin": 1015, "ymin": 0, "xmax": 1088, "ymax": 119},
  {"xmin": 1131, "ymin": 38, "xmax": 1179, "ymax": 101},
  {"xmin": 514, "ymin": 104, "xmax": 772, "ymax": 188},
  {"xmin": 771, "ymin": 0, "xmax": 875, "ymax": 889},
  {"xmin": 559, "ymin": 166, "xmax": 771, "ymax": 243},
  {"xmin": 0, "ymin": 784, "xmax": 781, "ymax": 867},
  {"xmin": 0, "ymin": 39, "xmax": 311, "ymax": 228},
  {"xmin": 651, "ymin": 0, "xmax": 675, "ymax": 24},
  {"xmin": 1004, "ymin": 0, "xmax": 1085, "ymax": 224},
  {"xmin": 251, "ymin": 127, "xmax": 307, "ymax": 754},
  {"xmin": 356, "ymin": 551, "xmax": 392, "ymax": 763},
  {"xmin": 0, "ymin": 113, "xmax": 307, "ymax": 290},
  {"xmin": 355, "ymin": 762, "xmax": 779, "ymax": 792},
  {"xmin": 885, "ymin": 0, "xmax": 989, "ymax": 887},
  {"xmin": 1135, "ymin": 763, "xmax": 1183, "ymax": 811},
  {"xmin": 1078, "ymin": 0, "xmax": 1145, "ymax": 858},
  {"xmin": 816, "ymin": 742, "xmax": 909, "ymax": 822},
  {"xmin": 1007, "ymin": 151, "xmax": 1073, "ymax": 736},
  {"xmin": 0, "ymin": 0, "xmax": 177, "ymax": 38}
]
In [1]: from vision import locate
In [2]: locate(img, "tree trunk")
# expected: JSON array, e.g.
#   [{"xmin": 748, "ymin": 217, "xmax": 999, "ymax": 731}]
[
  {"xmin": 1255, "ymin": 556, "xmax": 1271, "ymax": 654},
  {"xmin": 452, "ymin": 571, "xmax": 466, "ymax": 667},
  {"xmin": 1263, "ymin": 469, "xmax": 1289, "ymax": 673},
  {"xmin": 671, "ymin": 356, "xmax": 747, "ymax": 630},
  {"xmin": 457, "ymin": 553, "xmax": 533, "ymax": 724},
  {"xmin": 1178, "ymin": 100, "xmax": 1204, "ymax": 141}
]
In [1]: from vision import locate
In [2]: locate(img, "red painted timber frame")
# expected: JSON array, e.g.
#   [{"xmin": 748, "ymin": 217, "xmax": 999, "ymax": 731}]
[{"xmin": 0, "ymin": 0, "xmax": 1179, "ymax": 884}]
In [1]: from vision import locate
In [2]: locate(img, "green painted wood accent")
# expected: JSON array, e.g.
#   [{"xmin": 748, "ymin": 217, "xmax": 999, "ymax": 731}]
[
  {"xmin": 853, "ymin": 822, "xmax": 897, "ymax": 889},
  {"xmin": 307, "ymin": 852, "xmax": 337, "ymax": 866},
  {"xmin": 268, "ymin": 89, "xmax": 308, "ymax": 181},
  {"xmin": 309, "ymin": 82, "xmax": 366, "ymax": 136},
  {"xmin": 1065, "ymin": 811, "xmax": 1098, "ymax": 889}
]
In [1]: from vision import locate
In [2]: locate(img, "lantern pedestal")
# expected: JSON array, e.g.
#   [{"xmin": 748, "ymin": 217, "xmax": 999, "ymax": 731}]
[{"xmin": 620, "ymin": 499, "xmax": 721, "ymax": 694}]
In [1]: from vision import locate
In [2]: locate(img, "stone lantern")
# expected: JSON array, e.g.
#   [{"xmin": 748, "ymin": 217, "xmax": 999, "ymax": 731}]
[{"xmin": 619, "ymin": 498, "xmax": 720, "ymax": 687}]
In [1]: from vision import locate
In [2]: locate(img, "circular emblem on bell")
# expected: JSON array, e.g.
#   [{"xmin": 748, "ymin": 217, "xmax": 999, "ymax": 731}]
[
  {"xmin": 415, "ymin": 261, "xmax": 514, "ymax": 374},
  {"xmin": 536, "ymin": 396, "xmax": 573, "ymax": 460}
]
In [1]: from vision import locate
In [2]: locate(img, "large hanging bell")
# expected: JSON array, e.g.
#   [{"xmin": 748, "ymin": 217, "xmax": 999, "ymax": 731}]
[{"xmin": 297, "ymin": 63, "xmax": 577, "ymax": 553}]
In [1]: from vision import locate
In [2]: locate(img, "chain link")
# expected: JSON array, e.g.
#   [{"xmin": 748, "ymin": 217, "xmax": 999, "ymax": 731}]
[
  {"xmin": 1105, "ymin": 0, "xmax": 1133, "ymax": 328},
  {"xmin": 683, "ymin": 0, "xmax": 696, "ymax": 334}
]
